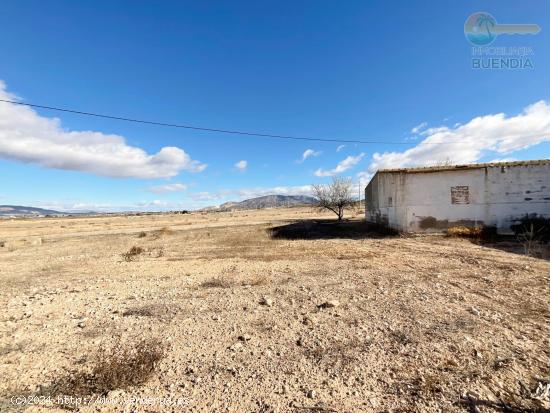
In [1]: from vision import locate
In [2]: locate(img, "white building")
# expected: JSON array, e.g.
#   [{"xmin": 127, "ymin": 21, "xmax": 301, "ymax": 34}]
[{"xmin": 364, "ymin": 160, "xmax": 550, "ymax": 233}]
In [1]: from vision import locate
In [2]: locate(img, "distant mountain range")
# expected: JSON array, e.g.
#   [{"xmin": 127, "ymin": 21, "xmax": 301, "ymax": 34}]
[
  {"xmin": 0, "ymin": 205, "xmax": 65, "ymax": 217},
  {"xmin": 200, "ymin": 195, "xmax": 317, "ymax": 212},
  {"xmin": 0, "ymin": 195, "xmax": 317, "ymax": 217}
]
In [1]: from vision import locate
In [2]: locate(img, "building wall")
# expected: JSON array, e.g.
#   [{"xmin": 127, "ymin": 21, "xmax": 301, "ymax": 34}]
[{"xmin": 365, "ymin": 163, "xmax": 550, "ymax": 233}]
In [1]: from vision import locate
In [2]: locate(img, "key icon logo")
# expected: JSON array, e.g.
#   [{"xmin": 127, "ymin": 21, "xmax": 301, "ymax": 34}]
[{"xmin": 464, "ymin": 12, "xmax": 541, "ymax": 46}]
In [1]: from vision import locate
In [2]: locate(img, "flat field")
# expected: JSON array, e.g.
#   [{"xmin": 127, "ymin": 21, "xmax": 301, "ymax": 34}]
[{"xmin": 0, "ymin": 208, "xmax": 549, "ymax": 412}]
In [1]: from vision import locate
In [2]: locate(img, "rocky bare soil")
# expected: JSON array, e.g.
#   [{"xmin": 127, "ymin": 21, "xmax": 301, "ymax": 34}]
[{"xmin": 0, "ymin": 208, "xmax": 549, "ymax": 412}]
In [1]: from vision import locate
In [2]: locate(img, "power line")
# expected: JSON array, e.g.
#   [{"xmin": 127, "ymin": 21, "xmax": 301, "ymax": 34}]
[{"xmin": 0, "ymin": 98, "xmax": 458, "ymax": 146}]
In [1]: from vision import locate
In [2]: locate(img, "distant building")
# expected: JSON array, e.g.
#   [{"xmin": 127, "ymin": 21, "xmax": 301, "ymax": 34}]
[{"xmin": 364, "ymin": 160, "xmax": 550, "ymax": 233}]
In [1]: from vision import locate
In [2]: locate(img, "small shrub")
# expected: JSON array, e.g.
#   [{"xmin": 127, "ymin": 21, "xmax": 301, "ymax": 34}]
[
  {"xmin": 511, "ymin": 214, "xmax": 550, "ymax": 243},
  {"xmin": 158, "ymin": 226, "xmax": 174, "ymax": 236},
  {"xmin": 153, "ymin": 246, "xmax": 164, "ymax": 258},
  {"xmin": 122, "ymin": 246, "xmax": 145, "ymax": 262},
  {"xmin": 200, "ymin": 276, "xmax": 232, "ymax": 288},
  {"xmin": 446, "ymin": 225, "xmax": 497, "ymax": 242},
  {"xmin": 122, "ymin": 303, "xmax": 178, "ymax": 320},
  {"xmin": 137, "ymin": 231, "xmax": 147, "ymax": 238},
  {"xmin": 243, "ymin": 274, "xmax": 270, "ymax": 286},
  {"xmin": 48, "ymin": 338, "xmax": 165, "ymax": 398}
]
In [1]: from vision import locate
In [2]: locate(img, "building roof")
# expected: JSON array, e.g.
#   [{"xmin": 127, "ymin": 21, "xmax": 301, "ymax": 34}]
[{"xmin": 377, "ymin": 159, "xmax": 550, "ymax": 174}]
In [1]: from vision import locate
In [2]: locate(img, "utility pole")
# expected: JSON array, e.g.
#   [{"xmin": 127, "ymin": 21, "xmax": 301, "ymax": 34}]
[{"xmin": 358, "ymin": 181, "xmax": 361, "ymax": 208}]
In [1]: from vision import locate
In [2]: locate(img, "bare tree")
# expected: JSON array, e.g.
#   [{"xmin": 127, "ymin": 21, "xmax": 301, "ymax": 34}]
[{"xmin": 312, "ymin": 177, "xmax": 354, "ymax": 221}]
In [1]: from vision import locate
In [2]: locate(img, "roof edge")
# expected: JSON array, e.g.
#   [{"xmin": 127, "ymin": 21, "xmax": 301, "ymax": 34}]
[{"xmin": 376, "ymin": 159, "xmax": 550, "ymax": 174}]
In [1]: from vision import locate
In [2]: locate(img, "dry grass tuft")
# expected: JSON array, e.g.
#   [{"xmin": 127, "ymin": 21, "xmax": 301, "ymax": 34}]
[
  {"xmin": 122, "ymin": 303, "xmax": 178, "ymax": 320},
  {"xmin": 137, "ymin": 231, "xmax": 147, "ymax": 238},
  {"xmin": 446, "ymin": 225, "xmax": 497, "ymax": 242},
  {"xmin": 446, "ymin": 226, "xmax": 483, "ymax": 238},
  {"xmin": 242, "ymin": 274, "xmax": 270, "ymax": 286},
  {"xmin": 304, "ymin": 337, "xmax": 372, "ymax": 374},
  {"xmin": 200, "ymin": 276, "xmax": 233, "ymax": 288},
  {"xmin": 121, "ymin": 246, "xmax": 145, "ymax": 261},
  {"xmin": 47, "ymin": 337, "xmax": 165, "ymax": 399},
  {"xmin": 158, "ymin": 226, "xmax": 174, "ymax": 236}
]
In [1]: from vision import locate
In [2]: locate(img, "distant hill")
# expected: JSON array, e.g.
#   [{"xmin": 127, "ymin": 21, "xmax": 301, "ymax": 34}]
[
  {"xmin": 0, "ymin": 205, "xmax": 65, "ymax": 217},
  {"xmin": 201, "ymin": 195, "xmax": 317, "ymax": 212}
]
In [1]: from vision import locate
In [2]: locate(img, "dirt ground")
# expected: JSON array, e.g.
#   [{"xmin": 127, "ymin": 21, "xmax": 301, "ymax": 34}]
[{"xmin": 1, "ymin": 207, "xmax": 549, "ymax": 413}]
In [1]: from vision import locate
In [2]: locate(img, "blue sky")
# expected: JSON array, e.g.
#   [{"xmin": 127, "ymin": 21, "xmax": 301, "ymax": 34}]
[{"xmin": 0, "ymin": 1, "xmax": 549, "ymax": 211}]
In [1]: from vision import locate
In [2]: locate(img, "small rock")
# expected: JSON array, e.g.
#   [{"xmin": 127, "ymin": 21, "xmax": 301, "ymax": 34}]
[
  {"xmin": 317, "ymin": 300, "xmax": 339, "ymax": 309},
  {"xmin": 238, "ymin": 334, "xmax": 252, "ymax": 342},
  {"xmin": 260, "ymin": 296, "xmax": 273, "ymax": 307},
  {"xmin": 306, "ymin": 389, "xmax": 316, "ymax": 399},
  {"xmin": 229, "ymin": 342, "xmax": 243, "ymax": 351},
  {"xmin": 469, "ymin": 306, "xmax": 481, "ymax": 316}
]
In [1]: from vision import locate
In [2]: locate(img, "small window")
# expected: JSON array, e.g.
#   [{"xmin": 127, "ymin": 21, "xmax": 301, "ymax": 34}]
[
  {"xmin": 451, "ymin": 186, "xmax": 470, "ymax": 204},
  {"xmin": 388, "ymin": 196, "xmax": 393, "ymax": 207}
]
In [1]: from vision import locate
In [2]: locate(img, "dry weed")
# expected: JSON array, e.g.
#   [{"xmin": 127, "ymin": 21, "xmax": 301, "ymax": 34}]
[
  {"xmin": 47, "ymin": 337, "xmax": 165, "ymax": 399},
  {"xmin": 158, "ymin": 226, "xmax": 174, "ymax": 236},
  {"xmin": 121, "ymin": 246, "xmax": 144, "ymax": 262},
  {"xmin": 242, "ymin": 274, "xmax": 270, "ymax": 286},
  {"xmin": 305, "ymin": 337, "xmax": 372, "ymax": 374},
  {"xmin": 200, "ymin": 276, "xmax": 233, "ymax": 288},
  {"xmin": 122, "ymin": 303, "xmax": 178, "ymax": 320}
]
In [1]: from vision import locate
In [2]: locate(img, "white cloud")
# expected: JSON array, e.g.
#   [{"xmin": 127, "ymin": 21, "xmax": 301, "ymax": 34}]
[
  {"xmin": 190, "ymin": 185, "xmax": 313, "ymax": 202},
  {"xmin": 234, "ymin": 160, "xmax": 247, "ymax": 171},
  {"xmin": 336, "ymin": 144, "xmax": 346, "ymax": 152},
  {"xmin": 147, "ymin": 183, "xmax": 188, "ymax": 194},
  {"xmin": 298, "ymin": 149, "xmax": 322, "ymax": 163},
  {"xmin": 136, "ymin": 199, "xmax": 168, "ymax": 207},
  {"xmin": 0, "ymin": 81, "xmax": 206, "ymax": 178},
  {"xmin": 314, "ymin": 153, "xmax": 365, "ymax": 177},
  {"xmin": 357, "ymin": 170, "xmax": 373, "ymax": 185},
  {"xmin": 488, "ymin": 157, "xmax": 518, "ymax": 163},
  {"xmin": 411, "ymin": 121, "xmax": 428, "ymax": 134},
  {"xmin": 364, "ymin": 101, "xmax": 550, "ymax": 175}
]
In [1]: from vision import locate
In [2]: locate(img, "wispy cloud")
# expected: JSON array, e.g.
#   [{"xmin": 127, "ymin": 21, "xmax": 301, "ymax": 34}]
[
  {"xmin": 147, "ymin": 183, "xmax": 188, "ymax": 194},
  {"xmin": 411, "ymin": 121, "xmax": 428, "ymax": 134},
  {"xmin": 314, "ymin": 153, "xmax": 365, "ymax": 177},
  {"xmin": 336, "ymin": 144, "xmax": 346, "ymax": 152},
  {"xmin": 298, "ymin": 149, "xmax": 322, "ymax": 163},
  {"xmin": 362, "ymin": 101, "xmax": 550, "ymax": 175},
  {"xmin": 234, "ymin": 160, "xmax": 247, "ymax": 171},
  {"xmin": 0, "ymin": 81, "xmax": 206, "ymax": 178}
]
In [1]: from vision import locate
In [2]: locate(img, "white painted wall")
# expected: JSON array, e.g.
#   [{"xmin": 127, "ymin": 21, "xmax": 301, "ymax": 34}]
[{"xmin": 365, "ymin": 163, "xmax": 550, "ymax": 233}]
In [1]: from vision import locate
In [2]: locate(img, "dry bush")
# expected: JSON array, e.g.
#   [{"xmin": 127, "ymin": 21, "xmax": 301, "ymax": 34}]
[
  {"xmin": 121, "ymin": 246, "xmax": 145, "ymax": 261},
  {"xmin": 147, "ymin": 246, "xmax": 164, "ymax": 258},
  {"xmin": 304, "ymin": 337, "xmax": 372, "ymax": 374},
  {"xmin": 446, "ymin": 225, "xmax": 497, "ymax": 242},
  {"xmin": 47, "ymin": 337, "xmax": 165, "ymax": 398},
  {"xmin": 446, "ymin": 226, "xmax": 481, "ymax": 238},
  {"xmin": 200, "ymin": 276, "xmax": 233, "ymax": 288},
  {"xmin": 122, "ymin": 303, "xmax": 178, "ymax": 320},
  {"xmin": 137, "ymin": 231, "xmax": 147, "ymax": 238},
  {"xmin": 158, "ymin": 226, "xmax": 174, "ymax": 236},
  {"xmin": 242, "ymin": 274, "xmax": 270, "ymax": 286},
  {"xmin": 511, "ymin": 214, "xmax": 550, "ymax": 243}
]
